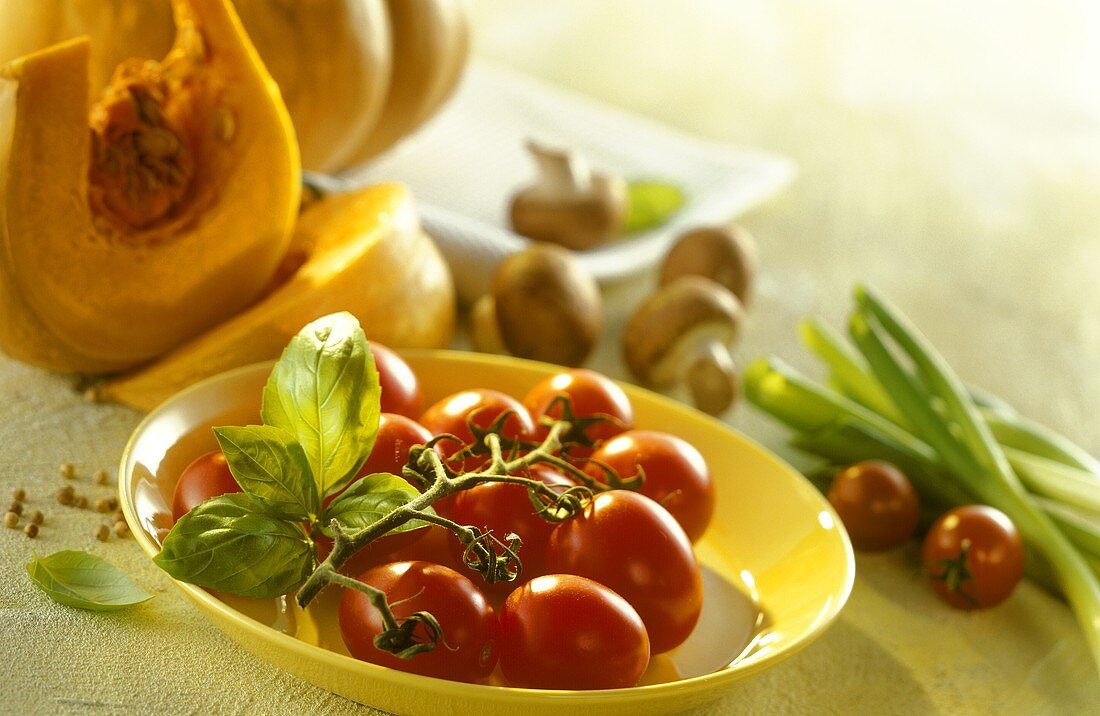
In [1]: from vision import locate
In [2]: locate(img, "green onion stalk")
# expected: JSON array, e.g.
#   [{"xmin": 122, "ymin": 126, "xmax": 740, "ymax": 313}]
[{"xmin": 744, "ymin": 285, "xmax": 1100, "ymax": 680}]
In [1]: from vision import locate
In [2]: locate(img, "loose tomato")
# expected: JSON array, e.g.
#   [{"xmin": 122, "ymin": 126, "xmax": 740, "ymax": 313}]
[
  {"xmin": 827, "ymin": 460, "xmax": 920, "ymax": 551},
  {"xmin": 499, "ymin": 574, "xmax": 650, "ymax": 689},
  {"xmin": 922, "ymin": 505, "xmax": 1024, "ymax": 610},
  {"xmin": 171, "ymin": 450, "xmax": 241, "ymax": 521},
  {"xmin": 545, "ymin": 489, "xmax": 702, "ymax": 653},
  {"xmin": 523, "ymin": 369, "xmax": 634, "ymax": 457},
  {"xmin": 371, "ymin": 342, "xmax": 423, "ymax": 418},
  {"xmin": 586, "ymin": 430, "xmax": 714, "ymax": 542},
  {"xmin": 419, "ymin": 389, "xmax": 536, "ymax": 473},
  {"xmin": 339, "ymin": 561, "xmax": 500, "ymax": 683},
  {"xmin": 449, "ymin": 465, "xmax": 575, "ymax": 590}
]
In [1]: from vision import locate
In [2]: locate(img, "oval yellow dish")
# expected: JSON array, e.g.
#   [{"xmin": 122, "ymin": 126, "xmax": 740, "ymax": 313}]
[{"xmin": 120, "ymin": 351, "xmax": 853, "ymax": 715}]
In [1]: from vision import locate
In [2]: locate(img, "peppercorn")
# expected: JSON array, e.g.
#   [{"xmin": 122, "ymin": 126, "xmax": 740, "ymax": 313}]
[
  {"xmin": 3, "ymin": 511, "xmax": 18, "ymax": 529},
  {"xmin": 95, "ymin": 524, "xmax": 110, "ymax": 542},
  {"xmin": 12, "ymin": 487, "xmax": 26, "ymax": 501},
  {"xmin": 113, "ymin": 510, "xmax": 126, "ymax": 524},
  {"xmin": 74, "ymin": 495, "xmax": 88, "ymax": 509},
  {"xmin": 107, "ymin": 497, "xmax": 119, "ymax": 511},
  {"xmin": 94, "ymin": 470, "xmax": 109, "ymax": 486},
  {"xmin": 56, "ymin": 485, "xmax": 75, "ymax": 506},
  {"xmin": 24, "ymin": 523, "xmax": 38, "ymax": 538},
  {"xmin": 59, "ymin": 462, "xmax": 75, "ymax": 479},
  {"xmin": 29, "ymin": 510, "xmax": 44, "ymax": 526},
  {"xmin": 94, "ymin": 498, "xmax": 111, "ymax": 514},
  {"xmin": 113, "ymin": 521, "xmax": 130, "ymax": 538},
  {"xmin": 8, "ymin": 501, "xmax": 22, "ymax": 516}
]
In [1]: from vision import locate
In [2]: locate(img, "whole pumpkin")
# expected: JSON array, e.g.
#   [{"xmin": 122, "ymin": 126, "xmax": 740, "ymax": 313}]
[{"xmin": 0, "ymin": 0, "xmax": 468, "ymax": 172}]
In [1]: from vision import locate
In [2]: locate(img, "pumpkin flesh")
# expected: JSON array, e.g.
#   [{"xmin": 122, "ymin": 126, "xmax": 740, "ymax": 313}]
[{"xmin": 0, "ymin": 0, "xmax": 300, "ymax": 373}]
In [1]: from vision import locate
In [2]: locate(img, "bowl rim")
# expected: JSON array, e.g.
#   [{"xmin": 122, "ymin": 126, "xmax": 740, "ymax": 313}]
[{"xmin": 119, "ymin": 351, "xmax": 855, "ymax": 704}]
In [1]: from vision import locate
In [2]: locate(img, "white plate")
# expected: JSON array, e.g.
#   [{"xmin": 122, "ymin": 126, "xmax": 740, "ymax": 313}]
[{"xmin": 347, "ymin": 61, "xmax": 796, "ymax": 301}]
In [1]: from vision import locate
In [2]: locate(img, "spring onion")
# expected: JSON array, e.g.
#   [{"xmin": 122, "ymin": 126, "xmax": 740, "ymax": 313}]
[{"xmin": 745, "ymin": 285, "xmax": 1100, "ymax": 680}]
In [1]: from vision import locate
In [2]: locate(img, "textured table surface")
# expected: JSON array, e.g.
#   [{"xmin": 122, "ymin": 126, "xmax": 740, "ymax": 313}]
[{"xmin": 3, "ymin": 1, "xmax": 1100, "ymax": 713}]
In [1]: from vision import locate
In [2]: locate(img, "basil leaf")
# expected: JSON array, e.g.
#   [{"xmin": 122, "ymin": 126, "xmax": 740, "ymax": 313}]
[
  {"xmin": 261, "ymin": 312, "xmax": 381, "ymax": 500},
  {"xmin": 624, "ymin": 180, "xmax": 686, "ymax": 233},
  {"xmin": 323, "ymin": 473, "xmax": 432, "ymax": 538},
  {"xmin": 154, "ymin": 494, "xmax": 313, "ymax": 599},
  {"xmin": 27, "ymin": 551, "xmax": 152, "ymax": 611},
  {"xmin": 213, "ymin": 425, "xmax": 319, "ymax": 521}
]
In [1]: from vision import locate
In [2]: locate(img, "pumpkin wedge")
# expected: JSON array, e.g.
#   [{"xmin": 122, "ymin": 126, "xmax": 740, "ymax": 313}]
[
  {"xmin": 0, "ymin": 0, "xmax": 300, "ymax": 374},
  {"xmin": 99, "ymin": 183, "xmax": 455, "ymax": 412}
]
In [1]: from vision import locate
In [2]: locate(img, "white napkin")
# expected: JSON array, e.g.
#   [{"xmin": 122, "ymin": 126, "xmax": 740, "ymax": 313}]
[{"xmin": 348, "ymin": 61, "xmax": 796, "ymax": 303}]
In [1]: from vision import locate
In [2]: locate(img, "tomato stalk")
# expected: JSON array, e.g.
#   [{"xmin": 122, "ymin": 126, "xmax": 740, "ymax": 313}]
[{"xmin": 295, "ymin": 419, "xmax": 607, "ymax": 610}]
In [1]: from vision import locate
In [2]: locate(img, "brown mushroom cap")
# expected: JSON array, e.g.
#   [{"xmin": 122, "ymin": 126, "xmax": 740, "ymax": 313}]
[
  {"xmin": 623, "ymin": 275, "xmax": 744, "ymax": 386},
  {"xmin": 491, "ymin": 243, "xmax": 603, "ymax": 366},
  {"xmin": 659, "ymin": 226, "xmax": 759, "ymax": 306}
]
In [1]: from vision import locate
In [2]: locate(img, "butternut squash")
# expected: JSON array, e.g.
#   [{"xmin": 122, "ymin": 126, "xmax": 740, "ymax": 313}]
[
  {"xmin": 0, "ymin": 0, "xmax": 467, "ymax": 172},
  {"xmin": 0, "ymin": 0, "xmax": 300, "ymax": 373},
  {"xmin": 99, "ymin": 183, "xmax": 455, "ymax": 411}
]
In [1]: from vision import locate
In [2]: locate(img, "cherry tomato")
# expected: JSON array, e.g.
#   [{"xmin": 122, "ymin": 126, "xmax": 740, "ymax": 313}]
[
  {"xmin": 922, "ymin": 505, "xmax": 1024, "ymax": 610},
  {"xmin": 385, "ymin": 525, "xmax": 466, "ymax": 573},
  {"xmin": 523, "ymin": 369, "xmax": 634, "ymax": 457},
  {"xmin": 371, "ymin": 342, "xmax": 422, "ymax": 418},
  {"xmin": 499, "ymin": 574, "xmax": 650, "ymax": 689},
  {"xmin": 585, "ymin": 430, "xmax": 714, "ymax": 542},
  {"xmin": 545, "ymin": 490, "xmax": 703, "ymax": 653},
  {"xmin": 172, "ymin": 450, "xmax": 241, "ymax": 521},
  {"xmin": 316, "ymin": 413, "xmax": 434, "ymax": 573},
  {"xmin": 827, "ymin": 460, "xmax": 920, "ymax": 551},
  {"xmin": 339, "ymin": 561, "xmax": 500, "ymax": 683},
  {"xmin": 419, "ymin": 389, "xmax": 536, "ymax": 473},
  {"xmin": 449, "ymin": 465, "xmax": 575, "ymax": 590},
  {"xmin": 352, "ymin": 413, "xmax": 433, "ymax": 488}
]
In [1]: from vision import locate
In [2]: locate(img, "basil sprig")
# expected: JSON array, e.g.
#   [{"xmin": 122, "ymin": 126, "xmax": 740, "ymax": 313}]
[
  {"xmin": 155, "ymin": 312, "xmax": 426, "ymax": 600},
  {"xmin": 261, "ymin": 311, "xmax": 381, "ymax": 500}
]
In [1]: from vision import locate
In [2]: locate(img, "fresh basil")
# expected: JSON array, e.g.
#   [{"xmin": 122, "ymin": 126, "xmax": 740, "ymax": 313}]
[
  {"xmin": 27, "ymin": 551, "xmax": 152, "ymax": 611},
  {"xmin": 154, "ymin": 494, "xmax": 313, "ymax": 599},
  {"xmin": 260, "ymin": 312, "xmax": 381, "ymax": 500},
  {"xmin": 214, "ymin": 425, "xmax": 319, "ymax": 522},
  {"xmin": 323, "ymin": 473, "xmax": 432, "ymax": 538},
  {"xmin": 624, "ymin": 180, "xmax": 686, "ymax": 234}
]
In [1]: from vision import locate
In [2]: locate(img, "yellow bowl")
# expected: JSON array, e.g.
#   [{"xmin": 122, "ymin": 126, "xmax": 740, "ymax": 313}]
[{"xmin": 120, "ymin": 351, "xmax": 853, "ymax": 715}]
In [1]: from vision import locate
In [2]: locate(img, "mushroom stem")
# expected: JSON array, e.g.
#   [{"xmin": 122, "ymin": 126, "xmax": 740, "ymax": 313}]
[
  {"xmin": 687, "ymin": 340, "xmax": 739, "ymax": 415},
  {"xmin": 526, "ymin": 140, "xmax": 590, "ymax": 192}
]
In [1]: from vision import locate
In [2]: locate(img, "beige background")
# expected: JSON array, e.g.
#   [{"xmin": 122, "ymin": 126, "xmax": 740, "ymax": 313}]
[{"xmin": 2, "ymin": 0, "xmax": 1099, "ymax": 713}]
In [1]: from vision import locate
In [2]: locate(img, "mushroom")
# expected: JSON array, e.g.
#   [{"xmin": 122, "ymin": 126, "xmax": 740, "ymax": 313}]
[
  {"xmin": 622, "ymin": 276, "xmax": 745, "ymax": 414},
  {"xmin": 470, "ymin": 243, "xmax": 603, "ymax": 366},
  {"xmin": 509, "ymin": 141, "xmax": 628, "ymax": 251},
  {"xmin": 659, "ymin": 225, "xmax": 759, "ymax": 306}
]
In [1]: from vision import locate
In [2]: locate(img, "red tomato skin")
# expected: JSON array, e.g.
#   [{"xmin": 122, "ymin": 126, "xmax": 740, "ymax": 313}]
[
  {"xmin": 922, "ymin": 505, "xmax": 1025, "ymax": 610},
  {"xmin": 172, "ymin": 450, "xmax": 241, "ymax": 521},
  {"xmin": 353, "ymin": 413, "xmax": 434, "ymax": 487},
  {"xmin": 448, "ymin": 465, "xmax": 575, "ymax": 591},
  {"xmin": 586, "ymin": 430, "xmax": 715, "ymax": 542},
  {"xmin": 827, "ymin": 460, "xmax": 920, "ymax": 551},
  {"xmin": 339, "ymin": 561, "xmax": 500, "ymax": 683},
  {"xmin": 371, "ymin": 342, "xmax": 423, "ymax": 419},
  {"xmin": 499, "ymin": 574, "xmax": 651, "ymax": 690},
  {"xmin": 523, "ymin": 369, "xmax": 634, "ymax": 457},
  {"xmin": 545, "ymin": 490, "xmax": 703, "ymax": 654},
  {"xmin": 316, "ymin": 414, "xmax": 433, "ymax": 571},
  {"xmin": 418, "ymin": 389, "xmax": 536, "ymax": 473}
]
